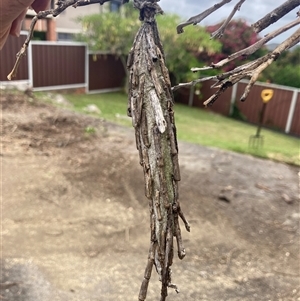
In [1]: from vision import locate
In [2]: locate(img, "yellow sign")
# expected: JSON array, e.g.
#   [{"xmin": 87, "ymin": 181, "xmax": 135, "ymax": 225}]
[{"xmin": 261, "ymin": 89, "xmax": 274, "ymax": 103}]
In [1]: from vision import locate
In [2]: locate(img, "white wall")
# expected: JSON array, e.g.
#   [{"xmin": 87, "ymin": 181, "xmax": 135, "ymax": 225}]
[{"xmin": 55, "ymin": 3, "xmax": 109, "ymax": 35}]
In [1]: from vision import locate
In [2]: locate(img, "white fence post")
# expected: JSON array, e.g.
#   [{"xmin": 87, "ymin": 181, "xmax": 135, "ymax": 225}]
[
  {"xmin": 229, "ymin": 82, "xmax": 238, "ymax": 116},
  {"xmin": 285, "ymin": 89, "xmax": 298, "ymax": 134},
  {"xmin": 27, "ymin": 42, "xmax": 33, "ymax": 88},
  {"xmin": 85, "ymin": 45, "xmax": 89, "ymax": 94}
]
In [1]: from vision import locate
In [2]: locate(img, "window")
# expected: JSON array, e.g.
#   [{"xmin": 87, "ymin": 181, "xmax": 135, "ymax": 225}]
[
  {"xmin": 110, "ymin": 0, "xmax": 122, "ymax": 12},
  {"xmin": 58, "ymin": 32, "xmax": 75, "ymax": 41}
]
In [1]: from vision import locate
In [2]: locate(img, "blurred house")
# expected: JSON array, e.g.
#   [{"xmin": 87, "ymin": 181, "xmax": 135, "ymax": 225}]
[{"xmin": 22, "ymin": 0, "xmax": 123, "ymax": 42}]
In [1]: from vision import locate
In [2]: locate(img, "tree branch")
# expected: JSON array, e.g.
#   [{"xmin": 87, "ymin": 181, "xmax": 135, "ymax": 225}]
[
  {"xmin": 203, "ymin": 27, "xmax": 300, "ymax": 106},
  {"xmin": 172, "ymin": 59, "xmax": 257, "ymax": 92},
  {"xmin": 176, "ymin": 0, "xmax": 232, "ymax": 34},
  {"xmin": 211, "ymin": 0, "xmax": 246, "ymax": 38},
  {"xmin": 191, "ymin": 14, "xmax": 300, "ymax": 72},
  {"xmin": 174, "ymin": 23, "xmax": 300, "ymax": 105},
  {"xmin": 252, "ymin": 0, "xmax": 300, "ymax": 33},
  {"xmin": 175, "ymin": 1, "xmax": 300, "ymax": 105},
  {"xmin": 239, "ymin": 27, "xmax": 300, "ymax": 101}
]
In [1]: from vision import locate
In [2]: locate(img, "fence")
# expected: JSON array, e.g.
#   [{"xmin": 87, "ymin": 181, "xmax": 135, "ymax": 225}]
[
  {"xmin": 174, "ymin": 80, "xmax": 300, "ymax": 136},
  {"xmin": 0, "ymin": 33, "xmax": 125, "ymax": 93},
  {"xmin": 1, "ymin": 33, "xmax": 299, "ymax": 136},
  {"xmin": 0, "ymin": 34, "xmax": 29, "ymax": 86}
]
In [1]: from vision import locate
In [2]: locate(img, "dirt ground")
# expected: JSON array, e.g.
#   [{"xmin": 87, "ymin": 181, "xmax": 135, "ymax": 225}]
[{"xmin": 1, "ymin": 91, "xmax": 299, "ymax": 301}]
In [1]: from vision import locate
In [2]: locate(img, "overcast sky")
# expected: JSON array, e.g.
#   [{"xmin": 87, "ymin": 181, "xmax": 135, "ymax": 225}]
[{"xmin": 159, "ymin": 0, "xmax": 300, "ymax": 44}]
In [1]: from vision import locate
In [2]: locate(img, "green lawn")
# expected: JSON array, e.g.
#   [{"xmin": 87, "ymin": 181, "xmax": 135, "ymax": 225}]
[{"xmin": 60, "ymin": 92, "xmax": 299, "ymax": 166}]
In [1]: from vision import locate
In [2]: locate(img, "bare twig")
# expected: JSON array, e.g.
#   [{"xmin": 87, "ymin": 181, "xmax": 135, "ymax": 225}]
[
  {"xmin": 252, "ymin": 0, "xmax": 300, "ymax": 33},
  {"xmin": 7, "ymin": 10, "xmax": 51, "ymax": 80},
  {"xmin": 211, "ymin": 0, "xmax": 246, "ymax": 38},
  {"xmin": 188, "ymin": 15, "xmax": 300, "ymax": 73},
  {"xmin": 175, "ymin": 1, "xmax": 300, "ymax": 106},
  {"xmin": 175, "ymin": 24, "xmax": 299, "ymax": 106},
  {"xmin": 172, "ymin": 60, "xmax": 257, "ymax": 92},
  {"xmin": 201, "ymin": 27, "xmax": 300, "ymax": 106},
  {"xmin": 239, "ymin": 27, "xmax": 300, "ymax": 101},
  {"xmin": 176, "ymin": 0, "xmax": 232, "ymax": 34}
]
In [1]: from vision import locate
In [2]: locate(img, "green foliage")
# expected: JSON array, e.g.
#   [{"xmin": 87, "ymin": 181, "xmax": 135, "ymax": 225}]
[
  {"xmin": 230, "ymin": 103, "xmax": 247, "ymax": 121},
  {"xmin": 76, "ymin": 6, "xmax": 140, "ymax": 56},
  {"xmin": 260, "ymin": 46, "xmax": 300, "ymax": 88},
  {"xmin": 76, "ymin": 7, "xmax": 220, "ymax": 85},
  {"xmin": 276, "ymin": 45, "xmax": 300, "ymax": 66},
  {"xmin": 84, "ymin": 126, "xmax": 96, "ymax": 134}
]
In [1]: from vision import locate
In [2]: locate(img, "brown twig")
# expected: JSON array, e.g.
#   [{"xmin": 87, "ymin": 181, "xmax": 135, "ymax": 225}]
[
  {"xmin": 172, "ymin": 58, "xmax": 263, "ymax": 92},
  {"xmin": 175, "ymin": 24, "xmax": 300, "ymax": 107},
  {"xmin": 173, "ymin": 17, "xmax": 300, "ymax": 93},
  {"xmin": 239, "ymin": 27, "xmax": 300, "ymax": 101},
  {"xmin": 252, "ymin": 0, "xmax": 300, "ymax": 33},
  {"xmin": 189, "ymin": 12, "xmax": 300, "ymax": 73},
  {"xmin": 7, "ymin": 12, "xmax": 49, "ymax": 80},
  {"xmin": 202, "ymin": 27, "xmax": 300, "ymax": 105},
  {"xmin": 175, "ymin": 2, "xmax": 300, "ymax": 105},
  {"xmin": 211, "ymin": 0, "xmax": 246, "ymax": 38},
  {"xmin": 176, "ymin": 0, "xmax": 232, "ymax": 34}
]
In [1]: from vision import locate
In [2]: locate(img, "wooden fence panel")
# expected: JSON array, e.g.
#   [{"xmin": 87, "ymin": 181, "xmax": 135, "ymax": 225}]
[
  {"xmin": 200, "ymin": 80, "xmax": 232, "ymax": 115},
  {"xmin": 88, "ymin": 54, "xmax": 125, "ymax": 91},
  {"xmin": 1, "ymin": 36, "xmax": 298, "ymax": 136},
  {"xmin": 0, "ymin": 35, "xmax": 28, "ymax": 81},
  {"xmin": 235, "ymin": 83, "xmax": 293, "ymax": 132},
  {"xmin": 196, "ymin": 79, "xmax": 299, "ymax": 136},
  {"xmin": 290, "ymin": 93, "xmax": 300, "ymax": 136},
  {"xmin": 31, "ymin": 43, "xmax": 86, "ymax": 88},
  {"xmin": 173, "ymin": 87, "xmax": 190, "ymax": 106},
  {"xmin": 174, "ymin": 81, "xmax": 232, "ymax": 116}
]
